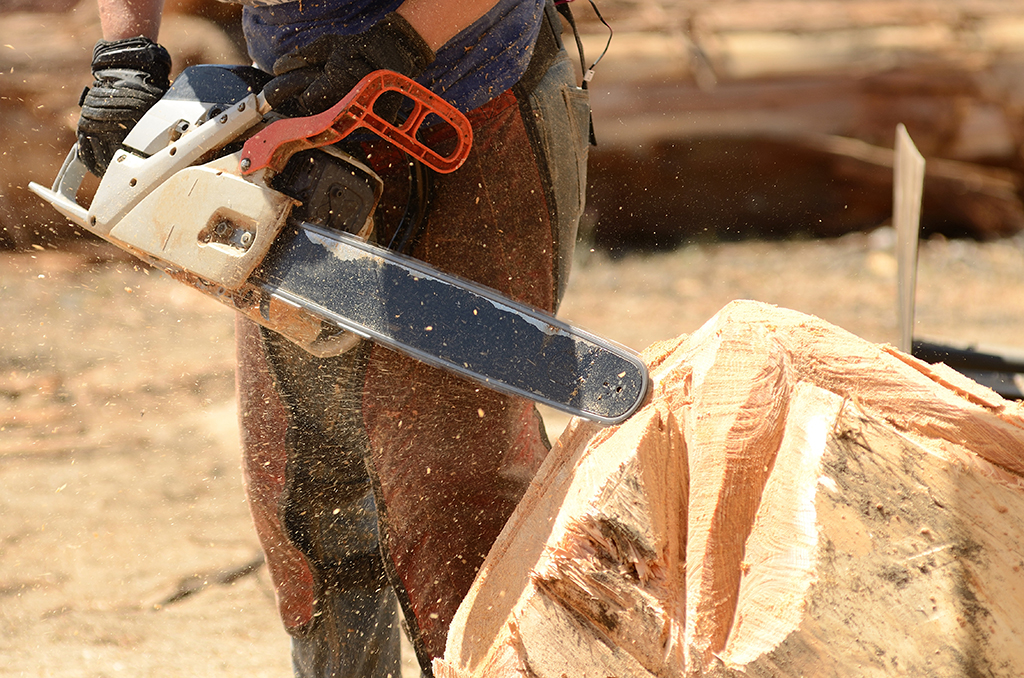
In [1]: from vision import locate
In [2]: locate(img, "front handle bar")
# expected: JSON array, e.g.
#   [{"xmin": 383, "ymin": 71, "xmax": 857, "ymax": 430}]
[{"xmin": 240, "ymin": 70, "xmax": 473, "ymax": 176}]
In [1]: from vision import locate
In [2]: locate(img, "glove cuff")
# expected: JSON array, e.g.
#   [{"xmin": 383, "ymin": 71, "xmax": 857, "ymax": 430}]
[
  {"xmin": 376, "ymin": 12, "xmax": 436, "ymax": 77},
  {"xmin": 92, "ymin": 37, "xmax": 172, "ymax": 88}
]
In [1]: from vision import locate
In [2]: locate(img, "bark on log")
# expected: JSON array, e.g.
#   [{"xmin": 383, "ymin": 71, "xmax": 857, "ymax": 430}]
[{"xmin": 435, "ymin": 300, "xmax": 1024, "ymax": 677}]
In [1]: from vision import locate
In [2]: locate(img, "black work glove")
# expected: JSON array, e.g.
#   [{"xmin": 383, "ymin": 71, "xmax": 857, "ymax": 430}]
[
  {"xmin": 263, "ymin": 12, "xmax": 435, "ymax": 120},
  {"xmin": 77, "ymin": 37, "xmax": 172, "ymax": 177}
]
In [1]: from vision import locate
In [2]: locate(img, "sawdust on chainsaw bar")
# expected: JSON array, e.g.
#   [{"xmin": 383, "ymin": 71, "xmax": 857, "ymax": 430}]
[{"xmin": 2, "ymin": 231, "xmax": 1024, "ymax": 676}]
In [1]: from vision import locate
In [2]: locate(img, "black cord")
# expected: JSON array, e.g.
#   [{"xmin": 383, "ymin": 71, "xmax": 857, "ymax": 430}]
[{"xmin": 555, "ymin": 0, "xmax": 613, "ymax": 87}]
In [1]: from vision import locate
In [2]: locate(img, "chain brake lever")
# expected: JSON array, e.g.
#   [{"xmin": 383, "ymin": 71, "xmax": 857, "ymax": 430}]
[{"xmin": 240, "ymin": 70, "xmax": 472, "ymax": 177}]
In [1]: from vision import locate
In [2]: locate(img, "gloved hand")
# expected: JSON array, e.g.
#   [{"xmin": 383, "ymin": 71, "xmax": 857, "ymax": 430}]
[
  {"xmin": 76, "ymin": 37, "xmax": 172, "ymax": 177},
  {"xmin": 263, "ymin": 12, "xmax": 435, "ymax": 119}
]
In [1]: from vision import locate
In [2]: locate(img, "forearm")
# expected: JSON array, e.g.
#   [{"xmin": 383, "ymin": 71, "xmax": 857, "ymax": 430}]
[
  {"xmin": 96, "ymin": 0, "xmax": 491, "ymax": 49},
  {"xmin": 97, "ymin": 0, "xmax": 165, "ymax": 40},
  {"xmin": 396, "ymin": 0, "xmax": 499, "ymax": 51}
]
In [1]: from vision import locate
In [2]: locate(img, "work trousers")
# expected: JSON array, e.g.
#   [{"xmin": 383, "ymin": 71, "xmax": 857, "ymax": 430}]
[{"xmin": 236, "ymin": 26, "xmax": 590, "ymax": 677}]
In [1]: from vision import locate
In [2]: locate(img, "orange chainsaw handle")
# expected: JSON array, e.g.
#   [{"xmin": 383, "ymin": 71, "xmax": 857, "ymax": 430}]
[{"xmin": 240, "ymin": 70, "xmax": 472, "ymax": 176}]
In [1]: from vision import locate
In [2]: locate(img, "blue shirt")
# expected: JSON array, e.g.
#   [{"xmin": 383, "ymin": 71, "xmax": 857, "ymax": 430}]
[{"xmin": 242, "ymin": 0, "xmax": 544, "ymax": 112}]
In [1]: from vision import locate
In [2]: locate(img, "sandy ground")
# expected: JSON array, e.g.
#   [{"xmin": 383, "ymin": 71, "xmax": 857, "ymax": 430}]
[{"xmin": 3, "ymin": 230, "xmax": 1024, "ymax": 676}]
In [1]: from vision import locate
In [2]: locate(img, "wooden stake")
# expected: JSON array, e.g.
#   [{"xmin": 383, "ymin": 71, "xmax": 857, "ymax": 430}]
[{"xmin": 893, "ymin": 124, "xmax": 925, "ymax": 353}]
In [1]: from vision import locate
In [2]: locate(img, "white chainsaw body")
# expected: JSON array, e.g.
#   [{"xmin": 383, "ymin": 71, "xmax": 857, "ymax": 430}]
[{"xmin": 36, "ymin": 79, "xmax": 342, "ymax": 287}]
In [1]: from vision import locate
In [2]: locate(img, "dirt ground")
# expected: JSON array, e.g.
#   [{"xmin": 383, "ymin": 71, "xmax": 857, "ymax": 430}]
[{"xmin": 3, "ymin": 229, "xmax": 1024, "ymax": 676}]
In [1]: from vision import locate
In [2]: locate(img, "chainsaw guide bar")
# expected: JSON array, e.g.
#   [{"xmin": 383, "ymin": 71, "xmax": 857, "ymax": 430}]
[{"xmin": 257, "ymin": 224, "xmax": 648, "ymax": 423}]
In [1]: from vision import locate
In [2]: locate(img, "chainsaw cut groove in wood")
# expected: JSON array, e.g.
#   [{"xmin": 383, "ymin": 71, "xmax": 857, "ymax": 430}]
[{"xmin": 29, "ymin": 65, "xmax": 649, "ymax": 424}]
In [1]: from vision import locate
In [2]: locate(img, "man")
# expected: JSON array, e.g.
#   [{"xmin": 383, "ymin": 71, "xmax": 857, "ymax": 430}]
[{"xmin": 77, "ymin": 0, "xmax": 590, "ymax": 675}]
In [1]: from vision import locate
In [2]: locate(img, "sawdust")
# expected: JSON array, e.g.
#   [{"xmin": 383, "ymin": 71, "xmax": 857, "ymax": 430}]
[{"xmin": 2, "ymin": 230, "xmax": 1024, "ymax": 676}]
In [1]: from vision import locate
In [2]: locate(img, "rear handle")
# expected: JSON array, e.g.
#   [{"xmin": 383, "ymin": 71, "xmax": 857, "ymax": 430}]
[{"xmin": 27, "ymin": 145, "xmax": 90, "ymax": 228}]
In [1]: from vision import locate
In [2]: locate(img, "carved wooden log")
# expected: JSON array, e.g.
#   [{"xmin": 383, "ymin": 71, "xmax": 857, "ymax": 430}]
[{"xmin": 435, "ymin": 300, "xmax": 1024, "ymax": 677}]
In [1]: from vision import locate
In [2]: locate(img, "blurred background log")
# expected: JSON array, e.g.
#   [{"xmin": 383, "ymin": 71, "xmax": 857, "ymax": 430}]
[{"xmin": 571, "ymin": 0, "xmax": 1024, "ymax": 246}]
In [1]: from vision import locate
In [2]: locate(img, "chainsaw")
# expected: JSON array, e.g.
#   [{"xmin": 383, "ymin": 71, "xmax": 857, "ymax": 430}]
[{"xmin": 30, "ymin": 65, "xmax": 648, "ymax": 424}]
